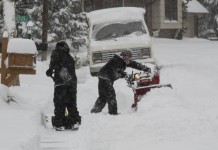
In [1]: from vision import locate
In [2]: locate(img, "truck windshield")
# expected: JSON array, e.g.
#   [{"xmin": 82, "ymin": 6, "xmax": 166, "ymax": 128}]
[{"xmin": 92, "ymin": 21, "xmax": 146, "ymax": 41}]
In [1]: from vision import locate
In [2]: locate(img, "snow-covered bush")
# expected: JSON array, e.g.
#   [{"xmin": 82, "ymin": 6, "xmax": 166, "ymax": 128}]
[
  {"xmin": 0, "ymin": 84, "xmax": 16, "ymax": 104},
  {"xmin": 198, "ymin": 0, "xmax": 218, "ymax": 36}
]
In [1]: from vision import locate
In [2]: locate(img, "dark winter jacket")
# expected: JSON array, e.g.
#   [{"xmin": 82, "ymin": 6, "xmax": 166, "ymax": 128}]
[
  {"xmin": 48, "ymin": 46, "xmax": 77, "ymax": 86},
  {"xmin": 98, "ymin": 54, "xmax": 146, "ymax": 81}
]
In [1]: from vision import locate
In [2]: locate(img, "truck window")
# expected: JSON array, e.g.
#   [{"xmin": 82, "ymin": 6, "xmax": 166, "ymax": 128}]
[{"xmin": 93, "ymin": 21, "xmax": 146, "ymax": 41}]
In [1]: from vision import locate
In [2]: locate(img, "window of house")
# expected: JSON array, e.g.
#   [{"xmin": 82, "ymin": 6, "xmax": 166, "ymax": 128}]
[{"xmin": 165, "ymin": 0, "xmax": 178, "ymax": 21}]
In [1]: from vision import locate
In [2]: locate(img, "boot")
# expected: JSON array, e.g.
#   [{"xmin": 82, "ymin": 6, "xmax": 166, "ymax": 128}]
[
  {"xmin": 52, "ymin": 116, "xmax": 65, "ymax": 131},
  {"xmin": 91, "ymin": 106, "xmax": 102, "ymax": 113}
]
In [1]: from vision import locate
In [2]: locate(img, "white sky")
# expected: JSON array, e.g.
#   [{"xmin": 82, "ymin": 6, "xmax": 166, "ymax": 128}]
[{"xmin": 1, "ymin": 37, "xmax": 218, "ymax": 150}]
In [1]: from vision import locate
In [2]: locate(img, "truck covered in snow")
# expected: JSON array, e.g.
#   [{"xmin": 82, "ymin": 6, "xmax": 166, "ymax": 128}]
[{"xmin": 86, "ymin": 7, "xmax": 155, "ymax": 76}]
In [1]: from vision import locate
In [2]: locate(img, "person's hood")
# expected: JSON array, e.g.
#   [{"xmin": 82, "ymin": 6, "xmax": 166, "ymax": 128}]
[{"xmin": 55, "ymin": 41, "xmax": 70, "ymax": 52}]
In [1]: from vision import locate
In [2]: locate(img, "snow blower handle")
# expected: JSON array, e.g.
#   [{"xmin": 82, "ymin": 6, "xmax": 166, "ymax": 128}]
[
  {"xmin": 142, "ymin": 66, "xmax": 151, "ymax": 73},
  {"xmin": 125, "ymin": 71, "xmax": 135, "ymax": 87}
]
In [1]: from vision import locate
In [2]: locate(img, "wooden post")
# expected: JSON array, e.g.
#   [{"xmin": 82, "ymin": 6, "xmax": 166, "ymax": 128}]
[
  {"xmin": 1, "ymin": 35, "xmax": 9, "ymax": 85},
  {"xmin": 1, "ymin": 36, "xmax": 36, "ymax": 87},
  {"xmin": 41, "ymin": 0, "xmax": 48, "ymax": 61}
]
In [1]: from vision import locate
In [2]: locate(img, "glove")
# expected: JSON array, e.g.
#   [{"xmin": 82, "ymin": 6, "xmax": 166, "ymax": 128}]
[
  {"xmin": 46, "ymin": 69, "xmax": 53, "ymax": 77},
  {"xmin": 143, "ymin": 67, "xmax": 151, "ymax": 73},
  {"xmin": 120, "ymin": 72, "xmax": 127, "ymax": 78}
]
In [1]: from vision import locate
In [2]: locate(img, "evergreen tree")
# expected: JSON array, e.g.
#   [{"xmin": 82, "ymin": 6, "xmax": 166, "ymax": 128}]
[
  {"xmin": 28, "ymin": 0, "xmax": 88, "ymax": 64},
  {"xmin": 49, "ymin": 0, "xmax": 87, "ymax": 41},
  {"xmin": 197, "ymin": 0, "xmax": 218, "ymax": 36},
  {"xmin": 15, "ymin": 0, "xmax": 41, "ymax": 39},
  {"xmin": 26, "ymin": 0, "xmax": 88, "ymax": 45}
]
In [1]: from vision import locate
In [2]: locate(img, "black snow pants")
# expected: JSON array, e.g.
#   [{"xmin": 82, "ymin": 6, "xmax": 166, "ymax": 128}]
[
  {"xmin": 53, "ymin": 84, "xmax": 81, "ymax": 128},
  {"xmin": 91, "ymin": 78, "xmax": 118, "ymax": 115}
]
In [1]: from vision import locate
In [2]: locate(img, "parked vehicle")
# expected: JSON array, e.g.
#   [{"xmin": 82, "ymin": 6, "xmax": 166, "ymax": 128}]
[{"xmin": 86, "ymin": 7, "xmax": 155, "ymax": 76}]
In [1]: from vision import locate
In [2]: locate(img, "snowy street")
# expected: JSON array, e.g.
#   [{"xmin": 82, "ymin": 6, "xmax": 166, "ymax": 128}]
[{"xmin": 1, "ymin": 38, "xmax": 218, "ymax": 150}]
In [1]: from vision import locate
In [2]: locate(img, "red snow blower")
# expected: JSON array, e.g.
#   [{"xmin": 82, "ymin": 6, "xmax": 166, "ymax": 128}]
[{"xmin": 125, "ymin": 65, "xmax": 172, "ymax": 111}]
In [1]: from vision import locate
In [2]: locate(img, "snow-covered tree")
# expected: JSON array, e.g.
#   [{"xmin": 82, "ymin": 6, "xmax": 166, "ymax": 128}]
[
  {"xmin": 71, "ymin": 12, "xmax": 88, "ymax": 51},
  {"xmin": 197, "ymin": 0, "xmax": 218, "ymax": 35},
  {"xmin": 13, "ymin": 0, "xmax": 42, "ymax": 40},
  {"xmin": 48, "ymin": 0, "xmax": 87, "ymax": 41},
  {"xmin": 2, "ymin": 0, "xmax": 16, "ymax": 38},
  {"xmin": 25, "ymin": 0, "xmax": 88, "ymax": 43},
  {"xmin": 70, "ymin": 12, "xmax": 88, "ymax": 68}
]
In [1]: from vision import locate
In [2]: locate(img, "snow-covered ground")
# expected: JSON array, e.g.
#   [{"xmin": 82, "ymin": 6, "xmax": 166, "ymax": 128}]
[{"xmin": 1, "ymin": 37, "xmax": 218, "ymax": 150}]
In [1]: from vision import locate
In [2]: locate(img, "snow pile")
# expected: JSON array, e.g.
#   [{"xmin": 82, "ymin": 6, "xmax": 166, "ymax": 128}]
[
  {"xmin": 0, "ymin": 84, "xmax": 12, "ymax": 104},
  {"xmin": 0, "ymin": 84, "xmax": 41, "ymax": 150}
]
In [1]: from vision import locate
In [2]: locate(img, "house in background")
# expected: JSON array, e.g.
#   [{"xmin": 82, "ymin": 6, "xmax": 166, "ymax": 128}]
[
  {"xmin": 151, "ymin": 0, "xmax": 182, "ymax": 38},
  {"xmin": 81, "ymin": 0, "xmax": 208, "ymax": 38},
  {"xmin": 183, "ymin": 0, "xmax": 209, "ymax": 38}
]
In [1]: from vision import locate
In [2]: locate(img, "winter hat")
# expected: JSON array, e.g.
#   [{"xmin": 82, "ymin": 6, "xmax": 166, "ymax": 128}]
[
  {"xmin": 120, "ymin": 49, "xmax": 132, "ymax": 58},
  {"xmin": 56, "ymin": 41, "xmax": 70, "ymax": 52}
]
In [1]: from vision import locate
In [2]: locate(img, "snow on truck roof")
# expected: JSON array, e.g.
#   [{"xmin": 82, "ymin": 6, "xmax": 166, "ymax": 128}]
[
  {"xmin": 86, "ymin": 7, "xmax": 146, "ymax": 25},
  {"xmin": 7, "ymin": 38, "xmax": 38, "ymax": 54}
]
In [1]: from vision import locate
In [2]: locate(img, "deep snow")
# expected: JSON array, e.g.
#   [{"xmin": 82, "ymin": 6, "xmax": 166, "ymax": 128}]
[{"xmin": 1, "ymin": 37, "xmax": 218, "ymax": 150}]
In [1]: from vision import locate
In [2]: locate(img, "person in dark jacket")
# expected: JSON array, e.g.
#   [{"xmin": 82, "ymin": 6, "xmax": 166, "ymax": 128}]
[
  {"xmin": 46, "ymin": 41, "xmax": 81, "ymax": 131},
  {"xmin": 91, "ymin": 49, "xmax": 151, "ymax": 115}
]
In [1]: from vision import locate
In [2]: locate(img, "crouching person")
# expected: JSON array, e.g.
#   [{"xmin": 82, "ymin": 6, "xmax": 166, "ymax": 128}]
[
  {"xmin": 46, "ymin": 41, "xmax": 81, "ymax": 131},
  {"xmin": 91, "ymin": 49, "xmax": 151, "ymax": 115}
]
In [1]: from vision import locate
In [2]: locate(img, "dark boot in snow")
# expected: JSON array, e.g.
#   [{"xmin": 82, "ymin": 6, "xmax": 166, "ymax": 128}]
[
  {"xmin": 63, "ymin": 115, "xmax": 81, "ymax": 130},
  {"xmin": 91, "ymin": 106, "xmax": 102, "ymax": 113},
  {"xmin": 54, "ymin": 126, "xmax": 65, "ymax": 131},
  {"xmin": 108, "ymin": 99, "xmax": 118, "ymax": 115},
  {"xmin": 71, "ymin": 122, "xmax": 80, "ymax": 130},
  {"xmin": 91, "ymin": 97, "xmax": 106, "ymax": 113},
  {"xmin": 52, "ymin": 116, "xmax": 65, "ymax": 131}
]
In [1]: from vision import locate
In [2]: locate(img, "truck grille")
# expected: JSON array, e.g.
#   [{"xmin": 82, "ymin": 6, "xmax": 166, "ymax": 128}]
[{"xmin": 100, "ymin": 49, "xmax": 148, "ymax": 62}]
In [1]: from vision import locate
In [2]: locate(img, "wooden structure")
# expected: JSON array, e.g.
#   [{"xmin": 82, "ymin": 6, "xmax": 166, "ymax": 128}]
[{"xmin": 0, "ymin": 33, "xmax": 37, "ymax": 86}]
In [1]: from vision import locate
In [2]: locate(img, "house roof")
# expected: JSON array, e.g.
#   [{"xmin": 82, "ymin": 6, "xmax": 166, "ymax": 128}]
[
  {"xmin": 185, "ymin": 0, "xmax": 209, "ymax": 14},
  {"xmin": 86, "ymin": 7, "xmax": 146, "ymax": 25}
]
